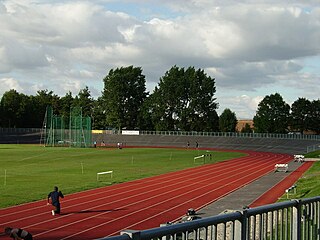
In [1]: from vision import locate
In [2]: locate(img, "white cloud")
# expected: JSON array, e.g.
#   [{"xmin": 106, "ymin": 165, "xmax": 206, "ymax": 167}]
[
  {"xmin": 118, "ymin": 24, "xmax": 142, "ymax": 43},
  {"xmin": 217, "ymin": 94, "xmax": 264, "ymax": 119},
  {"xmin": 0, "ymin": 78, "xmax": 24, "ymax": 95},
  {"xmin": 59, "ymin": 79, "xmax": 83, "ymax": 95},
  {"xmin": 0, "ymin": 0, "xmax": 319, "ymax": 119}
]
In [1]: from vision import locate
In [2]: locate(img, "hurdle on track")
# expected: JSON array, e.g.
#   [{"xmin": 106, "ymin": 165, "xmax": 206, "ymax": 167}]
[
  {"xmin": 194, "ymin": 155, "xmax": 205, "ymax": 164},
  {"xmin": 294, "ymin": 154, "xmax": 305, "ymax": 162},
  {"xmin": 286, "ymin": 185, "xmax": 296, "ymax": 198},
  {"xmin": 97, "ymin": 170, "xmax": 113, "ymax": 181},
  {"xmin": 274, "ymin": 163, "xmax": 288, "ymax": 172}
]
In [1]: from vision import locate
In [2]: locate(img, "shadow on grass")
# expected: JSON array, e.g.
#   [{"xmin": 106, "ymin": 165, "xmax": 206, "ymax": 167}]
[{"xmin": 300, "ymin": 190, "xmax": 311, "ymax": 198}]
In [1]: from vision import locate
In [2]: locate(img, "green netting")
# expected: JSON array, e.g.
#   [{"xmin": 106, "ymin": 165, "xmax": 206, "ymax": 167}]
[
  {"xmin": 69, "ymin": 107, "xmax": 92, "ymax": 148},
  {"xmin": 43, "ymin": 106, "xmax": 92, "ymax": 148}
]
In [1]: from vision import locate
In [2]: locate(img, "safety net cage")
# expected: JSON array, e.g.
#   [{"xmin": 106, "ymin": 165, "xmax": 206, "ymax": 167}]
[{"xmin": 42, "ymin": 106, "xmax": 92, "ymax": 148}]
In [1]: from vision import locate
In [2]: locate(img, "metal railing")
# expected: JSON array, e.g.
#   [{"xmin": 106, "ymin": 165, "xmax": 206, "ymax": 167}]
[
  {"xmin": 138, "ymin": 131, "xmax": 320, "ymax": 141},
  {"xmin": 0, "ymin": 127, "xmax": 41, "ymax": 133},
  {"xmin": 100, "ymin": 196, "xmax": 320, "ymax": 240},
  {"xmin": 0, "ymin": 128, "xmax": 319, "ymax": 141},
  {"xmin": 307, "ymin": 144, "xmax": 320, "ymax": 153}
]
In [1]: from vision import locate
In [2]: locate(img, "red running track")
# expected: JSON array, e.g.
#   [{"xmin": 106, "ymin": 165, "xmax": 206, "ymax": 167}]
[{"xmin": 0, "ymin": 150, "xmax": 292, "ymax": 240}]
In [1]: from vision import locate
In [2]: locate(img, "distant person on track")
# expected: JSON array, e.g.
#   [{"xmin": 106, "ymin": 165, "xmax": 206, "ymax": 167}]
[
  {"xmin": 47, "ymin": 186, "xmax": 64, "ymax": 215},
  {"xmin": 4, "ymin": 227, "xmax": 33, "ymax": 240}
]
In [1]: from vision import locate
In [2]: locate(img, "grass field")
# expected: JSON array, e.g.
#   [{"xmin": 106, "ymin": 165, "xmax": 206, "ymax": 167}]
[{"xmin": 0, "ymin": 144, "xmax": 245, "ymax": 208}]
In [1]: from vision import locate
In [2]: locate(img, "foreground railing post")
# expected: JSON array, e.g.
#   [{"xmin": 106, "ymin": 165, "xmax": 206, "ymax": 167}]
[
  {"xmin": 317, "ymin": 201, "xmax": 320, "ymax": 240},
  {"xmin": 234, "ymin": 218, "xmax": 242, "ymax": 240},
  {"xmin": 240, "ymin": 210, "xmax": 248, "ymax": 240},
  {"xmin": 121, "ymin": 230, "xmax": 140, "ymax": 240},
  {"xmin": 292, "ymin": 200, "xmax": 302, "ymax": 240}
]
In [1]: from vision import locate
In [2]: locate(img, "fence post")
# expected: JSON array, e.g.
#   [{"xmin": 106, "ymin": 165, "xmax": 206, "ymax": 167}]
[
  {"xmin": 292, "ymin": 200, "xmax": 302, "ymax": 240},
  {"xmin": 234, "ymin": 218, "xmax": 242, "ymax": 240},
  {"xmin": 121, "ymin": 230, "xmax": 140, "ymax": 240},
  {"xmin": 240, "ymin": 209, "xmax": 248, "ymax": 240}
]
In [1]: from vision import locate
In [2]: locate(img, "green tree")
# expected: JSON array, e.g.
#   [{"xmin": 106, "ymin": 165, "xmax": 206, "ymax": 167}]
[
  {"xmin": 308, "ymin": 99, "xmax": 320, "ymax": 134},
  {"xmin": 150, "ymin": 66, "xmax": 219, "ymax": 131},
  {"xmin": 150, "ymin": 66, "xmax": 184, "ymax": 130},
  {"xmin": 0, "ymin": 98, "xmax": 2, "ymax": 126},
  {"xmin": 137, "ymin": 97, "xmax": 154, "ymax": 130},
  {"xmin": 219, "ymin": 108, "xmax": 237, "ymax": 132},
  {"xmin": 73, "ymin": 86, "xmax": 93, "ymax": 117},
  {"xmin": 34, "ymin": 90, "xmax": 60, "ymax": 127},
  {"xmin": 0, "ymin": 90, "xmax": 25, "ymax": 127},
  {"xmin": 102, "ymin": 66, "xmax": 147, "ymax": 130},
  {"xmin": 23, "ymin": 95, "xmax": 41, "ymax": 128},
  {"xmin": 187, "ymin": 68, "xmax": 219, "ymax": 132},
  {"xmin": 290, "ymin": 98, "xmax": 311, "ymax": 133},
  {"xmin": 0, "ymin": 90, "xmax": 39, "ymax": 128},
  {"xmin": 91, "ymin": 97, "xmax": 107, "ymax": 129},
  {"xmin": 0, "ymin": 90, "xmax": 62, "ymax": 128},
  {"xmin": 241, "ymin": 123, "xmax": 253, "ymax": 133},
  {"xmin": 59, "ymin": 91, "xmax": 74, "ymax": 117},
  {"xmin": 253, "ymin": 93, "xmax": 290, "ymax": 133},
  {"xmin": 55, "ymin": 91, "xmax": 74, "ymax": 128}
]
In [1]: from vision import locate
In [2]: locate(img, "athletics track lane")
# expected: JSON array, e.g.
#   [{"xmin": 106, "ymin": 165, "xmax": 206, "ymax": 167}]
[{"xmin": 0, "ymin": 150, "xmax": 292, "ymax": 240}]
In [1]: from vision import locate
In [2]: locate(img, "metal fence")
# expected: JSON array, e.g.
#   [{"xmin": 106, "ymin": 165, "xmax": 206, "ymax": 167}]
[
  {"xmin": 101, "ymin": 196, "xmax": 320, "ymax": 240},
  {"xmin": 138, "ymin": 131, "xmax": 320, "ymax": 141},
  {"xmin": 0, "ymin": 127, "xmax": 41, "ymax": 133},
  {"xmin": 0, "ymin": 128, "xmax": 319, "ymax": 141},
  {"xmin": 307, "ymin": 144, "xmax": 320, "ymax": 153}
]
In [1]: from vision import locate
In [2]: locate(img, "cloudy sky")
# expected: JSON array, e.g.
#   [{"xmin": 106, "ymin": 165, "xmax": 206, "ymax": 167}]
[{"xmin": 0, "ymin": 0, "xmax": 319, "ymax": 119}]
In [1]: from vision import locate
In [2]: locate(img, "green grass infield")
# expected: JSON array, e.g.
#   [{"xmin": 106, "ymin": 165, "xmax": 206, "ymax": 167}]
[{"xmin": 0, "ymin": 144, "xmax": 245, "ymax": 208}]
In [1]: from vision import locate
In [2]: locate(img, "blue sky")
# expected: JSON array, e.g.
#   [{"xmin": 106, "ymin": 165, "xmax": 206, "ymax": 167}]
[
  {"xmin": 0, "ymin": 0, "xmax": 319, "ymax": 119},
  {"xmin": 105, "ymin": 1, "xmax": 180, "ymax": 20}
]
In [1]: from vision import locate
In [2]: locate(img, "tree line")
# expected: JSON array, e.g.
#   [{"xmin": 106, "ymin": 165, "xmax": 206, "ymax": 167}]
[{"xmin": 0, "ymin": 66, "xmax": 319, "ymax": 134}]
